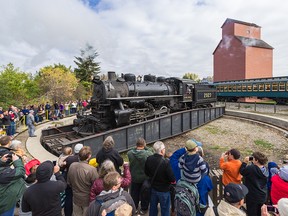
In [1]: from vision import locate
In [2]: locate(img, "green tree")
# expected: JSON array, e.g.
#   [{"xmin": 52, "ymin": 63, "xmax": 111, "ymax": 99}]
[
  {"xmin": 201, "ymin": 76, "xmax": 213, "ymax": 83},
  {"xmin": 74, "ymin": 44, "xmax": 101, "ymax": 83},
  {"xmin": 36, "ymin": 64, "xmax": 79, "ymax": 103},
  {"xmin": 0, "ymin": 63, "xmax": 39, "ymax": 109},
  {"xmin": 183, "ymin": 73, "xmax": 200, "ymax": 82}
]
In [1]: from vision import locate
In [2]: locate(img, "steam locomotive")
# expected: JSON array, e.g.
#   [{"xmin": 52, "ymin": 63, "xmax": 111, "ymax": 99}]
[{"xmin": 73, "ymin": 72, "xmax": 217, "ymax": 134}]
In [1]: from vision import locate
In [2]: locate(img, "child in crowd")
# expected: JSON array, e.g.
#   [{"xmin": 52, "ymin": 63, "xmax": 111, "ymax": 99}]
[
  {"xmin": 24, "ymin": 159, "xmax": 41, "ymax": 176},
  {"xmin": 178, "ymin": 139, "xmax": 208, "ymax": 183},
  {"xmin": 58, "ymin": 146, "xmax": 73, "ymax": 168}
]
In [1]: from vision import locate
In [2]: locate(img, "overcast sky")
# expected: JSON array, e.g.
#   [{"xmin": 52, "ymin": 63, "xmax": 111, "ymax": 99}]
[{"xmin": 0, "ymin": 0, "xmax": 287, "ymax": 79}]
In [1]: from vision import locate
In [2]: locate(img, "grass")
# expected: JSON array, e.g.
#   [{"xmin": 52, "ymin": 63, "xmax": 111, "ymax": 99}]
[
  {"xmin": 254, "ymin": 139, "xmax": 274, "ymax": 149},
  {"xmin": 244, "ymin": 105, "xmax": 251, "ymax": 109},
  {"xmin": 208, "ymin": 145, "xmax": 228, "ymax": 152},
  {"xmin": 204, "ymin": 126, "xmax": 228, "ymax": 135}
]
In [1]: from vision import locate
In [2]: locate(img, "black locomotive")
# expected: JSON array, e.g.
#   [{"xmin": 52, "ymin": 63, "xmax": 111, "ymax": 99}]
[{"xmin": 73, "ymin": 72, "xmax": 217, "ymax": 134}]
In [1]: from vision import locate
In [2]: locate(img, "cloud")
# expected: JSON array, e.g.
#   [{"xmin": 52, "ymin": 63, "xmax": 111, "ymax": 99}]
[{"xmin": 0, "ymin": 0, "xmax": 287, "ymax": 78}]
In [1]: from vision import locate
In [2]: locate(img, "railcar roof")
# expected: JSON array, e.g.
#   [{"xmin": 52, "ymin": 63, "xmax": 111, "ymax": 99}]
[{"xmin": 214, "ymin": 76, "xmax": 288, "ymax": 84}]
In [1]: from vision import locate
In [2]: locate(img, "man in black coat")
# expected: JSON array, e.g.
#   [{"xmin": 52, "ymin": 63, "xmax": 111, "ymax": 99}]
[
  {"xmin": 145, "ymin": 141, "xmax": 175, "ymax": 216},
  {"xmin": 22, "ymin": 160, "xmax": 67, "ymax": 216}
]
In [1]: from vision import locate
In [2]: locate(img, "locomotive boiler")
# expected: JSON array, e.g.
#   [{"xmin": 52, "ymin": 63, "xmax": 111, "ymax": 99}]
[{"xmin": 73, "ymin": 71, "xmax": 217, "ymax": 135}]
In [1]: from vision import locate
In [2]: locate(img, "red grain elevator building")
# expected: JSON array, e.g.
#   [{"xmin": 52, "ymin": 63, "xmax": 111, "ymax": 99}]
[{"xmin": 213, "ymin": 18, "xmax": 273, "ymax": 82}]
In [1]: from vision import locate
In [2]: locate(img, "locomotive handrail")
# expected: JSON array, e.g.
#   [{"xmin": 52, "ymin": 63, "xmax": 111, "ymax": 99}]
[{"xmin": 108, "ymin": 95, "xmax": 182, "ymax": 100}]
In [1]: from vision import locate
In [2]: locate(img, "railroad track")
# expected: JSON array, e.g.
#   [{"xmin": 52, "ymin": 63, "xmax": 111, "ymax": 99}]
[{"xmin": 225, "ymin": 109, "xmax": 288, "ymax": 136}]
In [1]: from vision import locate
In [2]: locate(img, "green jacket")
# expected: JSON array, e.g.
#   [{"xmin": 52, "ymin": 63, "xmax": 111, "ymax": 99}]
[
  {"xmin": 0, "ymin": 159, "xmax": 26, "ymax": 213},
  {"xmin": 127, "ymin": 147, "xmax": 153, "ymax": 183}
]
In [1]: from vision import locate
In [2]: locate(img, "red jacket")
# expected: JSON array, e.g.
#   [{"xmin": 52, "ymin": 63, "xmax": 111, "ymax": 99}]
[
  {"xmin": 271, "ymin": 174, "xmax": 288, "ymax": 204},
  {"xmin": 89, "ymin": 164, "xmax": 131, "ymax": 202}
]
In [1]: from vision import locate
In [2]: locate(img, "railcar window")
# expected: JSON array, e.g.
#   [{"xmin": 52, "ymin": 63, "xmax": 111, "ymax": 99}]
[
  {"xmin": 232, "ymin": 85, "xmax": 237, "ymax": 92},
  {"xmin": 253, "ymin": 84, "xmax": 258, "ymax": 92},
  {"xmin": 242, "ymin": 84, "xmax": 247, "ymax": 92},
  {"xmin": 247, "ymin": 84, "xmax": 252, "ymax": 92},
  {"xmin": 220, "ymin": 86, "xmax": 224, "ymax": 92},
  {"xmin": 237, "ymin": 84, "xmax": 241, "ymax": 92},
  {"xmin": 216, "ymin": 86, "xmax": 220, "ymax": 92},
  {"xmin": 259, "ymin": 84, "xmax": 264, "ymax": 91},
  {"xmin": 279, "ymin": 82, "xmax": 285, "ymax": 91},
  {"xmin": 287, "ymin": 82, "xmax": 288, "ymax": 91},
  {"xmin": 265, "ymin": 83, "xmax": 271, "ymax": 91},
  {"xmin": 272, "ymin": 83, "xmax": 278, "ymax": 91},
  {"xmin": 224, "ymin": 85, "xmax": 228, "ymax": 92},
  {"xmin": 228, "ymin": 85, "xmax": 232, "ymax": 92}
]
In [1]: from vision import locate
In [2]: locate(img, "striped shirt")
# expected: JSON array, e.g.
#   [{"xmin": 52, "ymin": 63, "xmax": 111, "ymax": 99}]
[{"xmin": 178, "ymin": 153, "xmax": 208, "ymax": 183}]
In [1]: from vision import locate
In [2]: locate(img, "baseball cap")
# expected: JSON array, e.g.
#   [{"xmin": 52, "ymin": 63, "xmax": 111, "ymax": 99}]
[
  {"xmin": 185, "ymin": 140, "xmax": 197, "ymax": 151},
  {"xmin": 74, "ymin": 143, "xmax": 83, "ymax": 154},
  {"xmin": 224, "ymin": 183, "xmax": 248, "ymax": 203}
]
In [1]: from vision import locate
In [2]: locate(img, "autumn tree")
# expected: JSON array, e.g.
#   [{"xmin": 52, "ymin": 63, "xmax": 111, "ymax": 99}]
[
  {"xmin": 74, "ymin": 44, "xmax": 101, "ymax": 84},
  {"xmin": 0, "ymin": 63, "xmax": 39, "ymax": 109},
  {"xmin": 183, "ymin": 73, "xmax": 200, "ymax": 82},
  {"xmin": 36, "ymin": 64, "xmax": 78, "ymax": 103}
]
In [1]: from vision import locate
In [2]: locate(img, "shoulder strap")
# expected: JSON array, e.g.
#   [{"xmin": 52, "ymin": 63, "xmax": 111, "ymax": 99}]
[
  {"xmin": 150, "ymin": 158, "xmax": 163, "ymax": 184},
  {"xmin": 213, "ymin": 206, "xmax": 219, "ymax": 216}
]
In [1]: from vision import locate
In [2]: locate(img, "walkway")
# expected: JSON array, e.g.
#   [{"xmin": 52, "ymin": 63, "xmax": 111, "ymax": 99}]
[{"xmin": 24, "ymin": 116, "xmax": 76, "ymax": 162}]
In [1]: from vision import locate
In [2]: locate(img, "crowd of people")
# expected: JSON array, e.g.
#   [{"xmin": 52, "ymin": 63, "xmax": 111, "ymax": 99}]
[
  {"xmin": 0, "ymin": 131, "xmax": 288, "ymax": 216},
  {"xmin": 0, "ymin": 100, "xmax": 89, "ymax": 138}
]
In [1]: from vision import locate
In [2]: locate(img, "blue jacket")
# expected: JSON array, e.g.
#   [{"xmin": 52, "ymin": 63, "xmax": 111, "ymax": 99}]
[
  {"xmin": 197, "ymin": 175, "xmax": 213, "ymax": 216},
  {"xmin": 169, "ymin": 148, "xmax": 186, "ymax": 182}
]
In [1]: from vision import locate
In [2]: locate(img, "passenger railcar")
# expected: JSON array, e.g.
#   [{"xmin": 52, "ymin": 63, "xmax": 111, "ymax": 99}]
[
  {"xmin": 73, "ymin": 71, "xmax": 217, "ymax": 134},
  {"xmin": 214, "ymin": 76, "xmax": 288, "ymax": 104}
]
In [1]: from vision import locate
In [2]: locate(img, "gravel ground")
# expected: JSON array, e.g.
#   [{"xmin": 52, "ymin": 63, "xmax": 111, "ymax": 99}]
[{"xmin": 162, "ymin": 116, "xmax": 288, "ymax": 169}]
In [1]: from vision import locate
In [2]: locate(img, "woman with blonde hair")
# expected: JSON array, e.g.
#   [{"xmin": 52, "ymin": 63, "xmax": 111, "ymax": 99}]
[{"xmin": 89, "ymin": 159, "xmax": 131, "ymax": 202}]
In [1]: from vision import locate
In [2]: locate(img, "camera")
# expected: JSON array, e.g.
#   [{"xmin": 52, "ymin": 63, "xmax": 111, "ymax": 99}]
[
  {"xmin": 267, "ymin": 205, "xmax": 279, "ymax": 214},
  {"xmin": 52, "ymin": 160, "xmax": 57, "ymax": 166},
  {"xmin": 249, "ymin": 156, "xmax": 254, "ymax": 161},
  {"xmin": 4, "ymin": 152, "xmax": 14, "ymax": 163}
]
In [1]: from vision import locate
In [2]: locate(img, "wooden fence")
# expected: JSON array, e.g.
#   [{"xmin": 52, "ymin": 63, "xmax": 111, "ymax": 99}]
[{"xmin": 209, "ymin": 169, "xmax": 224, "ymax": 205}]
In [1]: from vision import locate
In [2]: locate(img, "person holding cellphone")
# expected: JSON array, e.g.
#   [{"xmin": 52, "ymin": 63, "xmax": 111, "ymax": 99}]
[{"xmin": 240, "ymin": 152, "xmax": 268, "ymax": 216}]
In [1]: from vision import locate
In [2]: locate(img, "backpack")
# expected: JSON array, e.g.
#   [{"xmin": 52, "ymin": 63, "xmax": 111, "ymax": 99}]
[
  {"xmin": 97, "ymin": 191, "xmax": 132, "ymax": 216},
  {"xmin": 174, "ymin": 179, "xmax": 200, "ymax": 216}
]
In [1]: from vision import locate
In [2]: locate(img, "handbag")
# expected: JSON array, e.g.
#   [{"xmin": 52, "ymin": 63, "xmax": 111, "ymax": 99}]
[{"xmin": 141, "ymin": 158, "xmax": 163, "ymax": 198}]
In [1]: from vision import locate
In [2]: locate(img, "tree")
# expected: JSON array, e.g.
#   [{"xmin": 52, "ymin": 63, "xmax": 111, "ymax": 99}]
[
  {"xmin": 74, "ymin": 44, "xmax": 101, "ymax": 83},
  {"xmin": 201, "ymin": 76, "xmax": 213, "ymax": 83},
  {"xmin": 183, "ymin": 73, "xmax": 200, "ymax": 82},
  {"xmin": 0, "ymin": 63, "xmax": 39, "ymax": 109},
  {"xmin": 36, "ymin": 64, "xmax": 78, "ymax": 103}
]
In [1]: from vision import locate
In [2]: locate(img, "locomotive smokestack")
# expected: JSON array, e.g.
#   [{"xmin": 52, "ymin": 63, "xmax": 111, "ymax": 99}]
[{"xmin": 108, "ymin": 71, "xmax": 116, "ymax": 80}]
